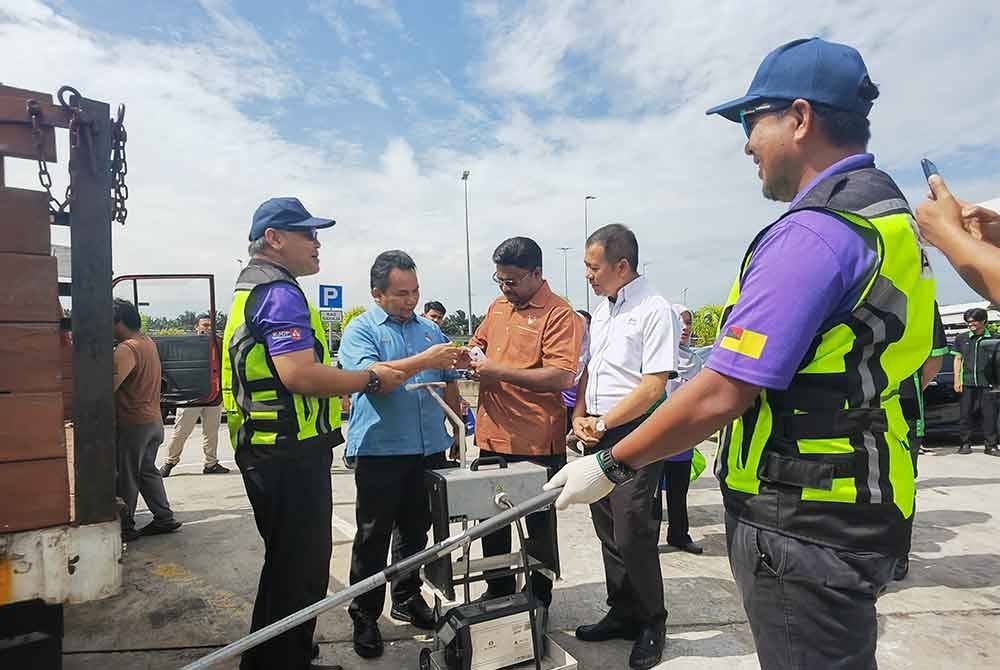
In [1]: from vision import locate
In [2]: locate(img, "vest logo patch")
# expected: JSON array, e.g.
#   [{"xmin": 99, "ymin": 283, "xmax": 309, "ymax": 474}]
[
  {"xmin": 271, "ymin": 328, "xmax": 302, "ymax": 341},
  {"xmin": 720, "ymin": 326, "xmax": 767, "ymax": 360}
]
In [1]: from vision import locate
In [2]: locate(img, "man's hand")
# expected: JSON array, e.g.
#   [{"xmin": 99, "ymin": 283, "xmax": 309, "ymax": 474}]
[
  {"xmin": 470, "ymin": 357, "xmax": 505, "ymax": 386},
  {"xmin": 960, "ymin": 202, "xmax": 1000, "ymax": 246},
  {"xmin": 573, "ymin": 416, "xmax": 602, "ymax": 445},
  {"xmin": 916, "ymin": 176, "xmax": 968, "ymax": 248},
  {"xmin": 370, "ymin": 363, "xmax": 407, "ymax": 393},
  {"xmin": 543, "ymin": 454, "xmax": 615, "ymax": 510},
  {"xmin": 421, "ymin": 343, "xmax": 462, "ymax": 370}
]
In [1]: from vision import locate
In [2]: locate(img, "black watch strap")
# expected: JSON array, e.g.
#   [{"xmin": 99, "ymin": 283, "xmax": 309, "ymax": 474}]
[
  {"xmin": 596, "ymin": 448, "xmax": 635, "ymax": 485},
  {"xmin": 365, "ymin": 369, "xmax": 382, "ymax": 394}
]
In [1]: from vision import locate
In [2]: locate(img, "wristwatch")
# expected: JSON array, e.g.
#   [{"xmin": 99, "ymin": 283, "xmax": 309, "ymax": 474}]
[
  {"xmin": 364, "ymin": 369, "xmax": 382, "ymax": 394},
  {"xmin": 596, "ymin": 448, "xmax": 635, "ymax": 485},
  {"xmin": 595, "ymin": 417, "xmax": 607, "ymax": 434}
]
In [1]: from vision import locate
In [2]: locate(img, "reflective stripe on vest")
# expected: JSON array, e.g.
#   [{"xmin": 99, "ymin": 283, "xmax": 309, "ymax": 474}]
[
  {"xmin": 715, "ymin": 167, "xmax": 935, "ymax": 556},
  {"xmin": 221, "ymin": 260, "xmax": 342, "ymax": 451}
]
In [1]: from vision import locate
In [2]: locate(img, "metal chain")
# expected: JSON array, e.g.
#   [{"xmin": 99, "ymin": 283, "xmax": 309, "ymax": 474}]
[
  {"xmin": 26, "ymin": 99, "xmax": 68, "ymax": 214},
  {"xmin": 110, "ymin": 104, "xmax": 128, "ymax": 225},
  {"xmin": 26, "ymin": 93, "xmax": 129, "ymax": 225}
]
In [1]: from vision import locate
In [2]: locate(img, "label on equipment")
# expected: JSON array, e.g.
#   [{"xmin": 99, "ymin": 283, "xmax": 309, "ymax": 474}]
[{"xmin": 468, "ymin": 611, "xmax": 534, "ymax": 670}]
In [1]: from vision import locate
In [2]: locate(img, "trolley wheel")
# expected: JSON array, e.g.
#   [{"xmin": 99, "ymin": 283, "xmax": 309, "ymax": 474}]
[{"xmin": 419, "ymin": 646, "xmax": 432, "ymax": 670}]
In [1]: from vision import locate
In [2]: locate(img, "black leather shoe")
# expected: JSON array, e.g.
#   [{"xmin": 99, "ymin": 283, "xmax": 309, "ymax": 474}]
[
  {"xmin": 351, "ymin": 611, "xmax": 383, "ymax": 659},
  {"xmin": 159, "ymin": 462, "xmax": 175, "ymax": 477},
  {"xmin": 309, "ymin": 664, "xmax": 343, "ymax": 670},
  {"xmin": 670, "ymin": 540, "xmax": 704, "ymax": 555},
  {"xmin": 575, "ymin": 612, "xmax": 640, "ymax": 642},
  {"xmin": 391, "ymin": 594, "xmax": 436, "ymax": 630},
  {"xmin": 958, "ymin": 444, "xmax": 973, "ymax": 454},
  {"xmin": 986, "ymin": 446, "xmax": 1000, "ymax": 457},
  {"xmin": 476, "ymin": 587, "xmax": 513, "ymax": 603},
  {"xmin": 203, "ymin": 462, "xmax": 231, "ymax": 474},
  {"xmin": 629, "ymin": 623, "xmax": 665, "ymax": 670}
]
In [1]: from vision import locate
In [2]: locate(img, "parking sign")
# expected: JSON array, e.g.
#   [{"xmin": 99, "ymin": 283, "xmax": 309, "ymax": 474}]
[{"xmin": 319, "ymin": 284, "xmax": 343, "ymax": 309}]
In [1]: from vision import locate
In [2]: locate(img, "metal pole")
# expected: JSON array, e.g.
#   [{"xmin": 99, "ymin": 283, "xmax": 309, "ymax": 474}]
[
  {"xmin": 682, "ymin": 287, "xmax": 688, "ymax": 305},
  {"xmin": 557, "ymin": 246, "xmax": 571, "ymax": 302},
  {"xmin": 462, "ymin": 171, "xmax": 473, "ymax": 337},
  {"xmin": 181, "ymin": 487, "xmax": 562, "ymax": 669},
  {"xmin": 584, "ymin": 195, "xmax": 595, "ymax": 311},
  {"xmin": 406, "ymin": 382, "xmax": 465, "ymax": 467}
]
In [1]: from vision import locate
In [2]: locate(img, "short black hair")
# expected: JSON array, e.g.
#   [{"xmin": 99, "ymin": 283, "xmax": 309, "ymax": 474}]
[
  {"xmin": 113, "ymin": 298, "xmax": 142, "ymax": 331},
  {"xmin": 587, "ymin": 223, "xmax": 638, "ymax": 273},
  {"xmin": 811, "ymin": 77, "xmax": 879, "ymax": 148},
  {"xmin": 196, "ymin": 312, "xmax": 210, "ymax": 321},
  {"xmin": 492, "ymin": 237, "xmax": 542, "ymax": 271},
  {"xmin": 576, "ymin": 309, "xmax": 592, "ymax": 326},
  {"xmin": 424, "ymin": 301, "xmax": 446, "ymax": 315},
  {"xmin": 965, "ymin": 307, "xmax": 989, "ymax": 323},
  {"xmin": 370, "ymin": 250, "xmax": 416, "ymax": 291}
]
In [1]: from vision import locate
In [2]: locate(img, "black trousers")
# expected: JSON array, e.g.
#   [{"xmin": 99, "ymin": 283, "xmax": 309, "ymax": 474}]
[
  {"xmin": 237, "ymin": 446, "xmax": 333, "ymax": 670},
  {"xmin": 479, "ymin": 449, "xmax": 566, "ymax": 606},
  {"xmin": 726, "ymin": 513, "xmax": 895, "ymax": 669},
  {"xmin": 662, "ymin": 459, "xmax": 693, "ymax": 546},
  {"xmin": 349, "ymin": 451, "xmax": 446, "ymax": 618},
  {"xmin": 959, "ymin": 387, "xmax": 998, "ymax": 447},
  {"xmin": 586, "ymin": 418, "xmax": 666, "ymax": 625}
]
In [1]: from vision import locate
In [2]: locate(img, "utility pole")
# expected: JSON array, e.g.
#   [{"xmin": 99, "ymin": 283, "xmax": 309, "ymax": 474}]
[
  {"xmin": 584, "ymin": 195, "xmax": 596, "ymax": 311},
  {"xmin": 557, "ymin": 246, "xmax": 572, "ymax": 302},
  {"xmin": 462, "ymin": 170, "xmax": 473, "ymax": 337}
]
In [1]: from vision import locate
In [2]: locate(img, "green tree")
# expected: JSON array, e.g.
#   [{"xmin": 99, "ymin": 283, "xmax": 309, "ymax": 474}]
[
  {"xmin": 340, "ymin": 305, "xmax": 367, "ymax": 332},
  {"xmin": 441, "ymin": 310, "xmax": 485, "ymax": 337},
  {"xmin": 691, "ymin": 304, "xmax": 724, "ymax": 346}
]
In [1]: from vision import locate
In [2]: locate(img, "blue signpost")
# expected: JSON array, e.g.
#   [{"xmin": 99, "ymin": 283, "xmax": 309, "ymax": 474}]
[{"xmin": 319, "ymin": 284, "xmax": 343, "ymax": 309}]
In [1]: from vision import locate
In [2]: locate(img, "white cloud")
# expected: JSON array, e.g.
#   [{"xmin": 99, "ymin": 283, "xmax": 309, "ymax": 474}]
[{"xmin": 1, "ymin": 0, "xmax": 997, "ymax": 323}]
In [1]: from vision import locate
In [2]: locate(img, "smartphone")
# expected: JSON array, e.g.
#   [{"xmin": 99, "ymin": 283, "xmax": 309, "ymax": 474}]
[
  {"xmin": 921, "ymin": 158, "xmax": 939, "ymax": 181},
  {"xmin": 467, "ymin": 346, "xmax": 486, "ymax": 363}
]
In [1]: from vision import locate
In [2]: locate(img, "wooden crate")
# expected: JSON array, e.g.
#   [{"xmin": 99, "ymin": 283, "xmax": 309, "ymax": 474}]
[
  {"xmin": 0, "ymin": 459, "xmax": 70, "ymax": 533},
  {"xmin": 0, "ymin": 253, "xmax": 59, "ymax": 323},
  {"xmin": 0, "ymin": 394, "xmax": 66, "ymax": 463},
  {"xmin": 0, "ymin": 324, "xmax": 61, "ymax": 394}
]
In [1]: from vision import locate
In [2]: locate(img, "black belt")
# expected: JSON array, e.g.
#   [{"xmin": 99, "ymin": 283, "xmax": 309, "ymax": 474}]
[{"xmin": 758, "ymin": 452, "xmax": 857, "ymax": 491}]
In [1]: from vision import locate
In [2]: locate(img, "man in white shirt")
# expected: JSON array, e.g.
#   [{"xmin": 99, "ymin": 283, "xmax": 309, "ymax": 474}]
[{"xmin": 571, "ymin": 224, "xmax": 678, "ymax": 670}]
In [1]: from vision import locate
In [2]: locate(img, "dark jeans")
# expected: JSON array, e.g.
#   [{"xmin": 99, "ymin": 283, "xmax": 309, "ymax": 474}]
[
  {"xmin": 116, "ymin": 421, "xmax": 174, "ymax": 531},
  {"xmin": 726, "ymin": 512, "xmax": 896, "ymax": 670},
  {"xmin": 348, "ymin": 451, "xmax": 446, "ymax": 618},
  {"xmin": 479, "ymin": 449, "xmax": 566, "ymax": 606},
  {"xmin": 237, "ymin": 446, "xmax": 333, "ymax": 670},
  {"xmin": 959, "ymin": 386, "xmax": 998, "ymax": 447},
  {"xmin": 586, "ymin": 418, "xmax": 666, "ymax": 625},
  {"xmin": 662, "ymin": 459, "xmax": 693, "ymax": 546}
]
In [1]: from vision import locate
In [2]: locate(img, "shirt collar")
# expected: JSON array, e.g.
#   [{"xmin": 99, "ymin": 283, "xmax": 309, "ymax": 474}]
[
  {"xmin": 790, "ymin": 153, "xmax": 875, "ymax": 209},
  {"xmin": 522, "ymin": 280, "xmax": 553, "ymax": 310},
  {"xmin": 610, "ymin": 274, "xmax": 645, "ymax": 305},
  {"xmin": 368, "ymin": 303, "xmax": 415, "ymax": 326}
]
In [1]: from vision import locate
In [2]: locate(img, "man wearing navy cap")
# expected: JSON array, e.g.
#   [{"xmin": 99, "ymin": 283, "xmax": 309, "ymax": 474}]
[
  {"xmin": 221, "ymin": 197, "xmax": 406, "ymax": 670},
  {"xmin": 546, "ymin": 38, "xmax": 936, "ymax": 668}
]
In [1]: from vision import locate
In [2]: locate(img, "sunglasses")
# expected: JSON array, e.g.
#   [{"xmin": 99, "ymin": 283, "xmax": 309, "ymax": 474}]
[
  {"xmin": 739, "ymin": 100, "xmax": 792, "ymax": 139},
  {"xmin": 290, "ymin": 228, "xmax": 320, "ymax": 241}
]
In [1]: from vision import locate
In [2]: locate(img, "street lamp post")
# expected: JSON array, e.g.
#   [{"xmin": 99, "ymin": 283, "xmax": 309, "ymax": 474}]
[
  {"xmin": 584, "ymin": 195, "xmax": 596, "ymax": 311},
  {"xmin": 462, "ymin": 170, "xmax": 473, "ymax": 337},
  {"xmin": 557, "ymin": 246, "xmax": 572, "ymax": 302}
]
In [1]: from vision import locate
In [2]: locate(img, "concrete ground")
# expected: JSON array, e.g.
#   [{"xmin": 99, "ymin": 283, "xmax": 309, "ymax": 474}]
[{"xmin": 62, "ymin": 423, "xmax": 1000, "ymax": 669}]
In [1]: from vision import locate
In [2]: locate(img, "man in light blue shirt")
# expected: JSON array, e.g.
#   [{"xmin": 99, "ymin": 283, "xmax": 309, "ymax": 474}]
[{"xmin": 338, "ymin": 250, "xmax": 463, "ymax": 660}]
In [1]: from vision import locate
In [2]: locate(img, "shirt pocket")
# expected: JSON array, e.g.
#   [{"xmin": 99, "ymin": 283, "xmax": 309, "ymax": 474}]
[{"xmin": 506, "ymin": 324, "xmax": 541, "ymax": 367}]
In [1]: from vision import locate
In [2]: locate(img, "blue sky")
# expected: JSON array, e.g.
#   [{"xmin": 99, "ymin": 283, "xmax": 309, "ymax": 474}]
[{"xmin": 3, "ymin": 0, "xmax": 999, "ymax": 318}]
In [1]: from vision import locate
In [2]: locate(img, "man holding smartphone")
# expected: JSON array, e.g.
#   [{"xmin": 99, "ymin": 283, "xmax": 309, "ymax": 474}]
[
  {"xmin": 467, "ymin": 236, "xmax": 583, "ymax": 611},
  {"xmin": 547, "ymin": 38, "xmax": 936, "ymax": 669}
]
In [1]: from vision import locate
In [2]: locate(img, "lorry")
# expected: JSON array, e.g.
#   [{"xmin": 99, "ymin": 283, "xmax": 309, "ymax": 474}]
[{"xmin": 0, "ymin": 83, "xmax": 218, "ymax": 668}]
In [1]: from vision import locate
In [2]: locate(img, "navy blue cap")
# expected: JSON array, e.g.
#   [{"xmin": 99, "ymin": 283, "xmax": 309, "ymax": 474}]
[
  {"xmin": 249, "ymin": 197, "xmax": 336, "ymax": 241},
  {"xmin": 706, "ymin": 37, "xmax": 874, "ymax": 122}
]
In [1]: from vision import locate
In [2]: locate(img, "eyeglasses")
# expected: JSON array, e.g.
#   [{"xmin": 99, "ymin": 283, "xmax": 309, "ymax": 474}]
[
  {"xmin": 739, "ymin": 100, "xmax": 792, "ymax": 139},
  {"xmin": 294, "ymin": 228, "xmax": 320, "ymax": 241},
  {"xmin": 492, "ymin": 270, "xmax": 532, "ymax": 288}
]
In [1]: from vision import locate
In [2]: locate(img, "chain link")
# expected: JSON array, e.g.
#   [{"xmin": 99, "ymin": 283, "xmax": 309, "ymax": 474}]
[
  {"xmin": 25, "ymin": 93, "xmax": 129, "ymax": 225},
  {"xmin": 110, "ymin": 104, "xmax": 128, "ymax": 225}
]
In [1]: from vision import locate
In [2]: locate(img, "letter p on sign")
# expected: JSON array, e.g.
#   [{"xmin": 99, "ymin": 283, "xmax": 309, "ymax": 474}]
[{"xmin": 319, "ymin": 284, "xmax": 343, "ymax": 308}]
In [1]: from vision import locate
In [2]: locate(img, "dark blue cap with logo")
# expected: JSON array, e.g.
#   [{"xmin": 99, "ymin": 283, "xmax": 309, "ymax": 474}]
[
  {"xmin": 249, "ymin": 197, "xmax": 336, "ymax": 241},
  {"xmin": 706, "ymin": 37, "xmax": 874, "ymax": 122}
]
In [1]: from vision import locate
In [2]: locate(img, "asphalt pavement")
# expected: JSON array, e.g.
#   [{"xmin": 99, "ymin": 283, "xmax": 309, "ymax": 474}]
[{"xmin": 61, "ymin": 423, "xmax": 1000, "ymax": 669}]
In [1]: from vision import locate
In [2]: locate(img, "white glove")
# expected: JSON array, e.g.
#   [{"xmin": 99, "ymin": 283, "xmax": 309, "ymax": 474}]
[{"xmin": 543, "ymin": 454, "xmax": 616, "ymax": 510}]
